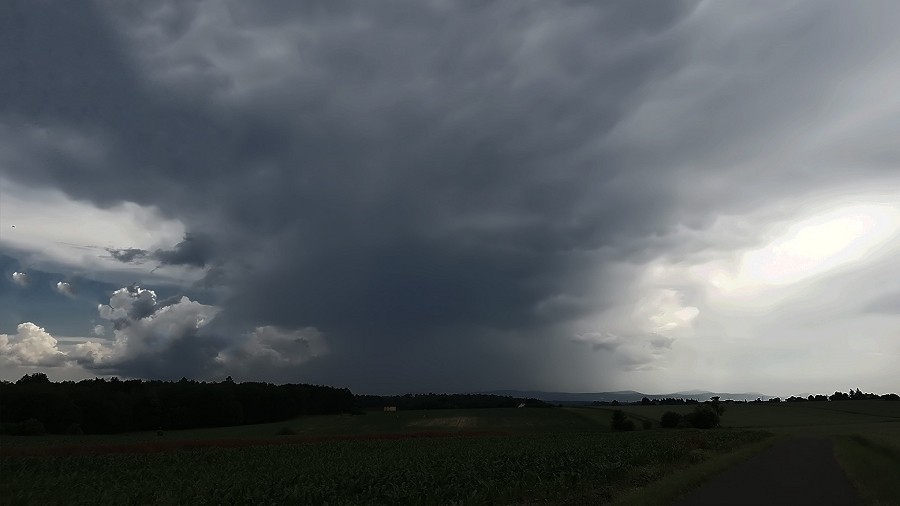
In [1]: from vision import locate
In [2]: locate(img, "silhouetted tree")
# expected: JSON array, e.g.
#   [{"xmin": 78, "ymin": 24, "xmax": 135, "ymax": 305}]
[
  {"xmin": 706, "ymin": 396, "xmax": 725, "ymax": 416},
  {"xmin": 15, "ymin": 373, "xmax": 49, "ymax": 385},
  {"xmin": 685, "ymin": 405, "xmax": 719, "ymax": 429},
  {"xmin": 611, "ymin": 410, "xmax": 635, "ymax": 431},
  {"xmin": 830, "ymin": 391, "xmax": 850, "ymax": 401}
]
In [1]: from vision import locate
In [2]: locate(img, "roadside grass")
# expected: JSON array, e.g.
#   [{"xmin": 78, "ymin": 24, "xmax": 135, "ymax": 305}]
[
  {"xmin": 612, "ymin": 433, "xmax": 781, "ymax": 506},
  {"xmin": 618, "ymin": 400, "xmax": 900, "ymax": 430},
  {"xmin": 833, "ymin": 431, "xmax": 900, "ymax": 506}
]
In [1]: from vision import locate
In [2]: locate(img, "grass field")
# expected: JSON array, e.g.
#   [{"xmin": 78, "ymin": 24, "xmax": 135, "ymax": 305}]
[{"xmin": 2, "ymin": 401, "xmax": 899, "ymax": 504}]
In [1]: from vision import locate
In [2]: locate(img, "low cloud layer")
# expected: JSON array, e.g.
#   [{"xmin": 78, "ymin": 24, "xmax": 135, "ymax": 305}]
[{"xmin": 1, "ymin": 2, "xmax": 899, "ymax": 394}]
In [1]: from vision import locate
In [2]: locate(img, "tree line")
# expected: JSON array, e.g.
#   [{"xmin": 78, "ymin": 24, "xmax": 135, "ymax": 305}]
[
  {"xmin": 1, "ymin": 374, "xmax": 549, "ymax": 435},
  {"xmin": 1, "ymin": 373, "xmax": 355, "ymax": 435},
  {"xmin": 355, "ymin": 393, "xmax": 548, "ymax": 411},
  {"xmin": 783, "ymin": 389, "xmax": 899, "ymax": 402},
  {"xmin": 595, "ymin": 389, "xmax": 899, "ymax": 407}
]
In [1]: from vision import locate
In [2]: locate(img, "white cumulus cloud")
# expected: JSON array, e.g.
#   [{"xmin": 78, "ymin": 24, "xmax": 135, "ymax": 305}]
[
  {"xmin": 11, "ymin": 271, "xmax": 29, "ymax": 286},
  {"xmin": 0, "ymin": 322, "xmax": 68, "ymax": 366},
  {"xmin": 0, "ymin": 281, "xmax": 330, "ymax": 381},
  {"xmin": 55, "ymin": 281, "xmax": 76, "ymax": 297}
]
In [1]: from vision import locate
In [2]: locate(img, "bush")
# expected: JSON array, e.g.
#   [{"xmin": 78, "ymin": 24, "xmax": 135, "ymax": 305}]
[
  {"xmin": 685, "ymin": 406, "xmax": 720, "ymax": 429},
  {"xmin": 611, "ymin": 410, "xmax": 635, "ymax": 431},
  {"xmin": 660, "ymin": 411, "xmax": 682, "ymax": 428},
  {"xmin": 65, "ymin": 423, "xmax": 84, "ymax": 435},
  {"xmin": 642, "ymin": 420, "xmax": 653, "ymax": 430},
  {"xmin": 276, "ymin": 427, "xmax": 297, "ymax": 436}
]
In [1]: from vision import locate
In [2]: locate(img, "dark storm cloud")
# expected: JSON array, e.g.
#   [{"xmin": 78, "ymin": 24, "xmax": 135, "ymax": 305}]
[
  {"xmin": 107, "ymin": 234, "xmax": 214, "ymax": 268},
  {"xmin": 107, "ymin": 248, "xmax": 148, "ymax": 263},
  {"xmin": 152, "ymin": 234, "xmax": 214, "ymax": 268},
  {"xmin": 4, "ymin": 1, "xmax": 898, "ymax": 389}
]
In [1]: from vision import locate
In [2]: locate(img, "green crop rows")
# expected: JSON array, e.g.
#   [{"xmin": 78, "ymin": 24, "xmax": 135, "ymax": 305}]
[{"xmin": 1, "ymin": 430, "xmax": 767, "ymax": 505}]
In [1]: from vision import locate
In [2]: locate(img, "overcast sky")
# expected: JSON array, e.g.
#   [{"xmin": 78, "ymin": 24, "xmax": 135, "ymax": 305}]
[{"xmin": 1, "ymin": 1, "xmax": 899, "ymax": 396}]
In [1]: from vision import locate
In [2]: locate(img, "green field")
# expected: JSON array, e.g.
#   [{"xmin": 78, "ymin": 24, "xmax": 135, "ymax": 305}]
[
  {"xmin": 2, "ymin": 402, "xmax": 899, "ymax": 505},
  {"xmin": 0, "ymin": 407, "xmax": 614, "ymax": 449},
  {"xmin": 1, "ymin": 425, "xmax": 765, "ymax": 505}
]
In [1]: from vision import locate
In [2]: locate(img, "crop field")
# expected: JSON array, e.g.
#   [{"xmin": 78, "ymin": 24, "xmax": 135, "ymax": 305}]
[
  {"xmin": 3, "ymin": 402, "xmax": 898, "ymax": 504},
  {"xmin": 0, "ymin": 407, "xmax": 614, "ymax": 451},
  {"xmin": 1, "ymin": 428, "xmax": 767, "ymax": 505}
]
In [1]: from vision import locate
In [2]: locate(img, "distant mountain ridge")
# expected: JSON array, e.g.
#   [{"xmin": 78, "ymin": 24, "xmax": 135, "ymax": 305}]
[{"xmin": 480, "ymin": 390, "xmax": 772, "ymax": 404}]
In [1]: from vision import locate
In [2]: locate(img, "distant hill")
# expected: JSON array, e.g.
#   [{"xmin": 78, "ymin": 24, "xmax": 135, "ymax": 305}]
[{"xmin": 480, "ymin": 390, "xmax": 772, "ymax": 405}]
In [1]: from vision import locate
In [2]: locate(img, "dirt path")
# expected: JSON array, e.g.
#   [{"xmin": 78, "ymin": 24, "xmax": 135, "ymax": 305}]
[{"xmin": 670, "ymin": 437, "xmax": 861, "ymax": 506}]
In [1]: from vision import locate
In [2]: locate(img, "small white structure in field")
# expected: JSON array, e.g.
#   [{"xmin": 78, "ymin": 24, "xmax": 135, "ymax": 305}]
[
  {"xmin": 517, "ymin": 403, "xmax": 526, "ymax": 408},
  {"xmin": 384, "ymin": 406, "xmax": 397, "ymax": 412}
]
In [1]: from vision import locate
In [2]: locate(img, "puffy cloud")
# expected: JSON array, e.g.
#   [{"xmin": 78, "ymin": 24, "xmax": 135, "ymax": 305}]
[
  {"xmin": 0, "ymin": 322, "xmax": 67, "ymax": 366},
  {"xmin": 90, "ymin": 286, "xmax": 221, "ymax": 371},
  {"xmin": 1, "ymin": 285, "xmax": 222, "ymax": 374},
  {"xmin": 55, "ymin": 281, "xmax": 75, "ymax": 297},
  {"xmin": 218, "ymin": 325, "xmax": 328, "ymax": 370},
  {"xmin": 5, "ymin": 284, "xmax": 329, "ymax": 380},
  {"xmin": 11, "ymin": 271, "xmax": 29, "ymax": 286},
  {"xmin": 98, "ymin": 284, "xmax": 162, "ymax": 327}
]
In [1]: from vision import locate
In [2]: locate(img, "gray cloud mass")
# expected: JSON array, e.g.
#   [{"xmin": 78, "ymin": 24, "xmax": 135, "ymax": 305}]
[{"xmin": 1, "ymin": 1, "xmax": 899, "ymax": 393}]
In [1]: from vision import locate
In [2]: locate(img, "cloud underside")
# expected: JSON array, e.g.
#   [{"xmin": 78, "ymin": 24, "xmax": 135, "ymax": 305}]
[
  {"xmin": 107, "ymin": 233, "xmax": 214, "ymax": 268},
  {"xmin": 0, "ymin": 2, "xmax": 899, "ymax": 391}
]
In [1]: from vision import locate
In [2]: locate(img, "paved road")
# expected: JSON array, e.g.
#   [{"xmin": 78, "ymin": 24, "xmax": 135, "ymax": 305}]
[{"xmin": 670, "ymin": 437, "xmax": 861, "ymax": 506}]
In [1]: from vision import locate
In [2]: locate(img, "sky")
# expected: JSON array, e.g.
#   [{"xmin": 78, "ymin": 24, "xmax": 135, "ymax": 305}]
[{"xmin": 1, "ymin": 1, "xmax": 899, "ymax": 396}]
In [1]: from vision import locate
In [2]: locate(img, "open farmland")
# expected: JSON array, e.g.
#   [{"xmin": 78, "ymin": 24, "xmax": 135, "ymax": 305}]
[
  {"xmin": 3, "ymin": 402, "xmax": 899, "ymax": 504},
  {"xmin": 0, "ymin": 407, "xmax": 615, "ymax": 452},
  {"xmin": 1, "ymin": 426, "xmax": 767, "ymax": 505}
]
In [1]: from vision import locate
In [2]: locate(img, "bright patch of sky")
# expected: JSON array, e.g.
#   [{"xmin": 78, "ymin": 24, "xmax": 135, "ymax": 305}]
[{"xmin": 0, "ymin": 177, "xmax": 195, "ymax": 285}]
